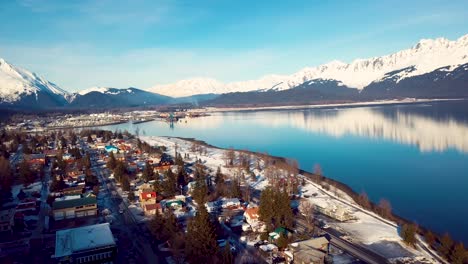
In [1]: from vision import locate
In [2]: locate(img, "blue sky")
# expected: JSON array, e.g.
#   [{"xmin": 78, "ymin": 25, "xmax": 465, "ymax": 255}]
[{"xmin": 0, "ymin": 0, "xmax": 467, "ymax": 92}]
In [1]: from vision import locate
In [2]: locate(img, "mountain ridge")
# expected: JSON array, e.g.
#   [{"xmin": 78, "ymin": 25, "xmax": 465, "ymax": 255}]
[
  {"xmin": 149, "ymin": 34, "xmax": 468, "ymax": 98},
  {"xmin": 1, "ymin": 34, "xmax": 468, "ymax": 110}
]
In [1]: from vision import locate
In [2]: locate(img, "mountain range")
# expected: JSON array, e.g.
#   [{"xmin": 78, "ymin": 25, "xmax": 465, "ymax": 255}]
[{"xmin": 1, "ymin": 34, "xmax": 467, "ymax": 110}]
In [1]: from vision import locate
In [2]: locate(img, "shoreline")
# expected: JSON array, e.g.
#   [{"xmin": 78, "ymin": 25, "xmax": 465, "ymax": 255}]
[
  {"xmin": 154, "ymin": 135, "xmax": 447, "ymax": 263},
  {"xmin": 196, "ymin": 98, "xmax": 464, "ymax": 113},
  {"xmin": 141, "ymin": 136, "xmax": 446, "ymax": 263}
]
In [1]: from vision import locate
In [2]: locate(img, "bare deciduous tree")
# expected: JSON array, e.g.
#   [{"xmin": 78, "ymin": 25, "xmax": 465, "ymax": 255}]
[
  {"xmin": 299, "ymin": 200, "xmax": 315, "ymax": 233},
  {"xmin": 223, "ymin": 147, "xmax": 236, "ymax": 167},
  {"xmin": 378, "ymin": 198, "xmax": 392, "ymax": 219},
  {"xmin": 357, "ymin": 191, "xmax": 371, "ymax": 209},
  {"xmin": 313, "ymin": 163, "xmax": 322, "ymax": 183}
]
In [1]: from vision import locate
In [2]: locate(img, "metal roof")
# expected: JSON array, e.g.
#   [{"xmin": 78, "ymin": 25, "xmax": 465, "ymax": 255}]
[{"xmin": 55, "ymin": 223, "xmax": 116, "ymax": 258}]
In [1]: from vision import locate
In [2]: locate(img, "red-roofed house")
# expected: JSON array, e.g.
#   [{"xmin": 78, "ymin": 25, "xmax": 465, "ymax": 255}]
[
  {"xmin": 244, "ymin": 207, "xmax": 266, "ymax": 232},
  {"xmin": 143, "ymin": 203, "xmax": 162, "ymax": 216},
  {"xmin": 139, "ymin": 191, "xmax": 156, "ymax": 201},
  {"xmin": 140, "ymin": 191, "xmax": 158, "ymax": 216}
]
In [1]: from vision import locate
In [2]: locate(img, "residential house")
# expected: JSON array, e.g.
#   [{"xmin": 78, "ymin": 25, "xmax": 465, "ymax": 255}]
[
  {"xmin": 44, "ymin": 149, "xmax": 59, "ymax": 158},
  {"xmin": 139, "ymin": 190, "xmax": 158, "ymax": 216},
  {"xmin": 105, "ymin": 145, "xmax": 119, "ymax": 153},
  {"xmin": 52, "ymin": 194, "xmax": 97, "ymax": 220},
  {"xmin": 315, "ymin": 204, "xmax": 355, "ymax": 222},
  {"xmin": 205, "ymin": 201, "xmax": 219, "ymax": 213},
  {"xmin": 114, "ymin": 153, "xmax": 125, "ymax": 162},
  {"xmin": 221, "ymin": 198, "xmax": 241, "ymax": 209},
  {"xmin": 54, "ymin": 223, "xmax": 117, "ymax": 264},
  {"xmin": 143, "ymin": 203, "xmax": 162, "ymax": 216},
  {"xmin": 162, "ymin": 199, "xmax": 183, "ymax": 210},
  {"xmin": 62, "ymin": 185, "xmax": 85, "ymax": 196},
  {"xmin": 244, "ymin": 207, "xmax": 266, "ymax": 232},
  {"xmin": 269, "ymin": 227, "xmax": 293, "ymax": 240},
  {"xmin": 25, "ymin": 153, "xmax": 46, "ymax": 165},
  {"xmin": 95, "ymin": 142, "xmax": 107, "ymax": 150},
  {"xmin": 293, "ymin": 236, "xmax": 330, "ymax": 264},
  {"xmin": 139, "ymin": 191, "xmax": 157, "ymax": 202}
]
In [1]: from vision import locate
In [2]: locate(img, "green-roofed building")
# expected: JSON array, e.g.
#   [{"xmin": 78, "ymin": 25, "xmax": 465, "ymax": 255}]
[{"xmin": 52, "ymin": 194, "xmax": 98, "ymax": 220}]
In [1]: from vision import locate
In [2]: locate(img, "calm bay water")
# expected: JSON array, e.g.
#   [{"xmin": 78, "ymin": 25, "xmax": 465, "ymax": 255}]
[{"xmin": 101, "ymin": 100, "xmax": 468, "ymax": 242}]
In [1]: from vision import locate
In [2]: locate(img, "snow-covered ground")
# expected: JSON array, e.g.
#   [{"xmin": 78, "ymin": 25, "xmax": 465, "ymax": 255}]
[
  {"xmin": 139, "ymin": 135, "xmax": 442, "ymax": 263},
  {"xmin": 11, "ymin": 181, "xmax": 42, "ymax": 200}
]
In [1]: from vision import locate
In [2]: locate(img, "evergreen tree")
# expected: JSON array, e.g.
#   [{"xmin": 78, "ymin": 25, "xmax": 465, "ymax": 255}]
[
  {"xmin": 259, "ymin": 187, "xmax": 275, "ymax": 228},
  {"xmin": 175, "ymin": 153, "xmax": 184, "ymax": 166},
  {"xmin": 163, "ymin": 211, "xmax": 179, "ymax": 240},
  {"xmin": 70, "ymin": 133, "xmax": 77, "ymax": 146},
  {"xmin": 215, "ymin": 166, "xmax": 224, "ymax": 184},
  {"xmin": 276, "ymin": 233, "xmax": 289, "ymax": 250},
  {"xmin": 192, "ymin": 177, "xmax": 208, "ymax": 205},
  {"xmin": 153, "ymin": 172, "xmax": 163, "ymax": 194},
  {"xmin": 162, "ymin": 169, "xmax": 177, "ymax": 197},
  {"xmin": 128, "ymin": 191, "xmax": 135, "ymax": 202},
  {"xmin": 259, "ymin": 186, "xmax": 293, "ymax": 229},
  {"xmin": 230, "ymin": 179, "xmax": 242, "ymax": 198},
  {"xmin": 222, "ymin": 241, "xmax": 234, "ymax": 264},
  {"xmin": 81, "ymin": 153, "xmax": 92, "ymax": 169},
  {"xmin": 0, "ymin": 157, "xmax": 13, "ymax": 194},
  {"xmin": 85, "ymin": 169, "xmax": 98, "ymax": 186},
  {"xmin": 50, "ymin": 176, "xmax": 66, "ymax": 192},
  {"xmin": 177, "ymin": 166, "xmax": 187, "ymax": 187},
  {"xmin": 149, "ymin": 210, "xmax": 165, "ymax": 240},
  {"xmin": 186, "ymin": 205, "xmax": 219, "ymax": 263},
  {"xmin": 142, "ymin": 161, "xmax": 155, "ymax": 182},
  {"xmin": 59, "ymin": 136, "xmax": 67, "ymax": 149},
  {"xmin": 275, "ymin": 188, "xmax": 294, "ymax": 228},
  {"xmin": 114, "ymin": 161, "xmax": 126, "ymax": 182},
  {"xmin": 19, "ymin": 159, "xmax": 35, "ymax": 186},
  {"xmin": 121, "ymin": 176, "xmax": 130, "ymax": 191},
  {"xmin": 107, "ymin": 152, "xmax": 116, "ymax": 170}
]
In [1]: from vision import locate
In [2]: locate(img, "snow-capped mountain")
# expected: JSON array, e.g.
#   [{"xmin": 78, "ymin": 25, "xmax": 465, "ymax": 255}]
[
  {"xmin": 69, "ymin": 87, "xmax": 171, "ymax": 108},
  {"xmin": 149, "ymin": 34, "xmax": 468, "ymax": 97},
  {"xmin": 0, "ymin": 58, "xmax": 70, "ymax": 108},
  {"xmin": 0, "ymin": 58, "xmax": 172, "ymax": 110}
]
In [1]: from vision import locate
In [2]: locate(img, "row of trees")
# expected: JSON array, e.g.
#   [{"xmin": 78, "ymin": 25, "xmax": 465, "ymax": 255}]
[{"xmin": 400, "ymin": 223, "xmax": 467, "ymax": 263}]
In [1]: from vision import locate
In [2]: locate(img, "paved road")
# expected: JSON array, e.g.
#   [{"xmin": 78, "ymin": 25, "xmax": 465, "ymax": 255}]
[
  {"xmin": 295, "ymin": 217, "xmax": 387, "ymax": 264},
  {"xmin": 91, "ymin": 152, "xmax": 160, "ymax": 264},
  {"xmin": 326, "ymin": 229, "xmax": 389, "ymax": 264}
]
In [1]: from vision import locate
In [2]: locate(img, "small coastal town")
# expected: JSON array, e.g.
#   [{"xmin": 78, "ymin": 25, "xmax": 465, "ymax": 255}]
[
  {"xmin": 0, "ymin": 126, "xmax": 462, "ymax": 264},
  {"xmin": 2, "ymin": 109, "xmax": 207, "ymax": 131}
]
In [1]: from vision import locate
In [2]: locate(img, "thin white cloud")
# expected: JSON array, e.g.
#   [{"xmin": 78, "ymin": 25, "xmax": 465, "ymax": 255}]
[{"xmin": 0, "ymin": 43, "xmax": 279, "ymax": 92}]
